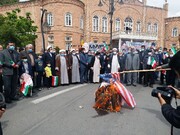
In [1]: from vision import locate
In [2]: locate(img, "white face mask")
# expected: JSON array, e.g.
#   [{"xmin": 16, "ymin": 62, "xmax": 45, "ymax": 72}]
[
  {"xmin": 113, "ymin": 52, "xmax": 117, "ymax": 55},
  {"xmin": 72, "ymin": 53, "xmax": 76, "ymax": 55}
]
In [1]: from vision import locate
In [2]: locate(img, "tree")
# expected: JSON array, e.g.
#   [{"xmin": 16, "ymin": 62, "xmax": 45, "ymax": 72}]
[{"xmin": 0, "ymin": 8, "xmax": 38, "ymax": 48}]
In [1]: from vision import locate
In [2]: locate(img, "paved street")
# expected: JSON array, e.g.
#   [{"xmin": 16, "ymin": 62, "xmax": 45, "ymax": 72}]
[{"xmin": 1, "ymin": 83, "xmax": 180, "ymax": 135}]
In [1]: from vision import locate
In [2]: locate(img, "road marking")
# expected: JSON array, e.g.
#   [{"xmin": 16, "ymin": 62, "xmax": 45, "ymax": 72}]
[{"xmin": 31, "ymin": 84, "xmax": 87, "ymax": 104}]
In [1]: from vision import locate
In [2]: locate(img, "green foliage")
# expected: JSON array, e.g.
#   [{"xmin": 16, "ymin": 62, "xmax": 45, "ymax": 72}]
[
  {"xmin": 0, "ymin": 0, "xmax": 18, "ymax": 6},
  {"xmin": 0, "ymin": 8, "xmax": 38, "ymax": 47}
]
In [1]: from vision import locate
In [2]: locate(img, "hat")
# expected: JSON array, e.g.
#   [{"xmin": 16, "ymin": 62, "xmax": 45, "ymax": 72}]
[
  {"xmin": 112, "ymin": 48, "xmax": 117, "ymax": 51},
  {"xmin": 47, "ymin": 45, "xmax": 52, "ymax": 50},
  {"xmin": 71, "ymin": 49, "xmax": 75, "ymax": 52},
  {"xmin": 59, "ymin": 49, "xmax": 65, "ymax": 53},
  {"xmin": 95, "ymin": 52, "xmax": 100, "ymax": 56}
]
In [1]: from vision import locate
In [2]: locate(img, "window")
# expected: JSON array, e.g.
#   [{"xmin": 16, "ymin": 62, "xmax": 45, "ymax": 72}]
[
  {"xmin": 154, "ymin": 23, "xmax": 158, "ymax": 33},
  {"xmin": 115, "ymin": 18, "xmax": 120, "ymax": 31},
  {"xmin": 47, "ymin": 13, "xmax": 53, "ymax": 26},
  {"xmin": 93, "ymin": 16, "xmax": 99, "ymax": 32},
  {"xmin": 65, "ymin": 42, "xmax": 72, "ymax": 51},
  {"xmin": 147, "ymin": 23, "xmax": 152, "ymax": 33},
  {"xmin": 65, "ymin": 36, "xmax": 72, "ymax": 41},
  {"xmin": 172, "ymin": 28, "xmax": 178, "ymax": 37},
  {"xmin": 65, "ymin": 13, "xmax": 72, "ymax": 26},
  {"xmin": 136, "ymin": 21, "xmax": 141, "ymax": 32},
  {"xmin": 124, "ymin": 17, "xmax": 133, "ymax": 33},
  {"xmin": 102, "ymin": 17, "xmax": 108, "ymax": 33},
  {"xmin": 80, "ymin": 16, "xmax": 84, "ymax": 29}
]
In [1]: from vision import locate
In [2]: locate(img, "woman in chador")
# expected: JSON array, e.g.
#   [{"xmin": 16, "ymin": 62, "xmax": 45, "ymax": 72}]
[
  {"xmin": 91, "ymin": 52, "xmax": 101, "ymax": 83},
  {"xmin": 55, "ymin": 49, "xmax": 69, "ymax": 85}
]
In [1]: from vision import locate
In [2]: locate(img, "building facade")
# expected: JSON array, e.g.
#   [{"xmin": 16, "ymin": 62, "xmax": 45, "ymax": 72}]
[
  {"xmin": 165, "ymin": 17, "xmax": 180, "ymax": 48},
  {"xmin": 0, "ymin": 0, "xmax": 178, "ymax": 52}
]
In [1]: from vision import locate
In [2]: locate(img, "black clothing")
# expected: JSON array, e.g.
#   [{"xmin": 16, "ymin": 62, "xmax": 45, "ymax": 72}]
[
  {"xmin": 161, "ymin": 104, "xmax": 180, "ymax": 128},
  {"xmin": 43, "ymin": 52, "xmax": 56, "ymax": 76}
]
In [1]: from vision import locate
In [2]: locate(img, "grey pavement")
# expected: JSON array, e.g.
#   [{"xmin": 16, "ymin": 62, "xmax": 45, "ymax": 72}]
[{"xmin": 1, "ymin": 83, "xmax": 180, "ymax": 135}]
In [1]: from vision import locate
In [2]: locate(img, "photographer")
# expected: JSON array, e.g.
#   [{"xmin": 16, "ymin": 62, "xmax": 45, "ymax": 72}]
[
  {"xmin": 0, "ymin": 108, "xmax": 5, "ymax": 135},
  {"xmin": 157, "ymin": 51, "xmax": 180, "ymax": 129}
]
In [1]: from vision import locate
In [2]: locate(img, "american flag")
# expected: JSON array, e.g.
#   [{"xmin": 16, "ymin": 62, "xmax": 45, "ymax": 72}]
[{"xmin": 99, "ymin": 73, "xmax": 136, "ymax": 108}]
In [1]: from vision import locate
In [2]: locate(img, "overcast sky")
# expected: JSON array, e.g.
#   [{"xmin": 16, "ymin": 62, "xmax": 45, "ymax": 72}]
[{"xmin": 147, "ymin": 0, "xmax": 180, "ymax": 17}]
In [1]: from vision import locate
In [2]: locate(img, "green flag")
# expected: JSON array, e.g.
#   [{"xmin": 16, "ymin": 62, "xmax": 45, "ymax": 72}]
[{"xmin": 171, "ymin": 47, "xmax": 177, "ymax": 55}]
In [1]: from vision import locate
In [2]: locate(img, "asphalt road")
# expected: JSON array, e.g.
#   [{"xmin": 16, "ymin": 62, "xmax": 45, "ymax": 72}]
[{"xmin": 1, "ymin": 83, "xmax": 180, "ymax": 135}]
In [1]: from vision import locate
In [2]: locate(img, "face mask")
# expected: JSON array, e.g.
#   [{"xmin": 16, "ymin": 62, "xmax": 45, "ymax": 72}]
[
  {"xmin": 23, "ymin": 59, "xmax": 28, "ymax": 62},
  {"xmin": 50, "ymin": 50, "xmax": 54, "ymax": 53},
  {"xmin": 47, "ymin": 64, "xmax": 51, "ymax": 67},
  {"xmin": 38, "ymin": 56, "xmax": 42, "ymax": 59},
  {"xmin": 28, "ymin": 49, "xmax": 33, "ymax": 53},
  {"xmin": 141, "ymin": 49, "xmax": 144, "ymax": 51},
  {"xmin": 97, "ymin": 55, "xmax": 100, "ymax": 58},
  {"xmin": 113, "ymin": 52, "xmax": 117, "ymax": 55},
  {"xmin": 60, "ymin": 54, "xmax": 65, "ymax": 56},
  {"xmin": 9, "ymin": 46, "xmax": 15, "ymax": 51},
  {"xmin": 170, "ymin": 54, "xmax": 174, "ymax": 57},
  {"xmin": 148, "ymin": 52, "xmax": 152, "ymax": 55},
  {"xmin": 72, "ymin": 53, "xmax": 76, "ymax": 55}
]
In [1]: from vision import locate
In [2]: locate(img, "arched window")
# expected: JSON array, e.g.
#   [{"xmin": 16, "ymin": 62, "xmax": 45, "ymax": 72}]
[
  {"xmin": 80, "ymin": 16, "xmax": 84, "ymax": 29},
  {"xmin": 147, "ymin": 23, "xmax": 152, "ymax": 33},
  {"xmin": 93, "ymin": 16, "xmax": 99, "ymax": 32},
  {"xmin": 124, "ymin": 17, "xmax": 133, "ymax": 33},
  {"xmin": 115, "ymin": 18, "xmax": 120, "ymax": 31},
  {"xmin": 47, "ymin": 13, "xmax": 53, "ymax": 26},
  {"xmin": 172, "ymin": 28, "xmax": 178, "ymax": 37},
  {"xmin": 102, "ymin": 16, "xmax": 108, "ymax": 33},
  {"xmin": 65, "ymin": 13, "xmax": 72, "ymax": 26},
  {"xmin": 154, "ymin": 23, "xmax": 158, "ymax": 34},
  {"xmin": 136, "ymin": 21, "xmax": 141, "ymax": 32}
]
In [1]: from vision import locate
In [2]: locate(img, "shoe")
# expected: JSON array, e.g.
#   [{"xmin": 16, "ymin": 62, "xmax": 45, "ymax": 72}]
[
  {"xmin": 126, "ymin": 84, "xmax": 131, "ymax": 86},
  {"xmin": 144, "ymin": 84, "xmax": 148, "ymax": 87},
  {"xmin": 149, "ymin": 84, "xmax": 153, "ymax": 88},
  {"xmin": 132, "ymin": 84, "xmax": 136, "ymax": 87},
  {"xmin": 11, "ymin": 96, "xmax": 19, "ymax": 101},
  {"xmin": 5, "ymin": 98, "xmax": 12, "ymax": 103},
  {"xmin": 38, "ymin": 88, "xmax": 42, "ymax": 91}
]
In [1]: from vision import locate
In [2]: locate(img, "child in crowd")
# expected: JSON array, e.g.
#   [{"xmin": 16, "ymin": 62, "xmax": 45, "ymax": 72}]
[
  {"xmin": 44, "ymin": 61, "xmax": 52, "ymax": 89},
  {"xmin": 35, "ymin": 54, "xmax": 44, "ymax": 91},
  {"xmin": 19, "ymin": 55, "xmax": 33, "ymax": 96},
  {"xmin": 19, "ymin": 55, "xmax": 33, "ymax": 77}
]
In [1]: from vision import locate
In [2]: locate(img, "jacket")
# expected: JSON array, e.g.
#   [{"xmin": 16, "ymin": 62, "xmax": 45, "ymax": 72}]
[
  {"xmin": 161, "ymin": 104, "xmax": 180, "ymax": 128},
  {"xmin": 0, "ymin": 49, "xmax": 20, "ymax": 75}
]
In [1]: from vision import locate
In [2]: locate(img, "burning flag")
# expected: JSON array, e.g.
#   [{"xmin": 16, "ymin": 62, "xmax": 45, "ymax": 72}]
[{"xmin": 99, "ymin": 73, "xmax": 136, "ymax": 109}]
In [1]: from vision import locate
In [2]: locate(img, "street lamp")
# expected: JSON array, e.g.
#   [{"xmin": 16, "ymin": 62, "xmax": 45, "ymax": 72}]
[
  {"xmin": 40, "ymin": 7, "xmax": 47, "ymax": 52},
  {"xmin": 98, "ymin": 0, "xmax": 124, "ymax": 49}
]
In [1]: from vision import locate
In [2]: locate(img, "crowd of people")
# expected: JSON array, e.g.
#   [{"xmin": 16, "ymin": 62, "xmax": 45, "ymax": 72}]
[{"xmin": 0, "ymin": 41, "xmax": 178, "ymax": 104}]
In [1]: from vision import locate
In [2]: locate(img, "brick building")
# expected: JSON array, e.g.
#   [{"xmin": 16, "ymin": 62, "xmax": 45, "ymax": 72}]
[
  {"xmin": 165, "ymin": 17, "xmax": 180, "ymax": 48},
  {"xmin": 0, "ymin": 0, "xmax": 179, "ymax": 51}
]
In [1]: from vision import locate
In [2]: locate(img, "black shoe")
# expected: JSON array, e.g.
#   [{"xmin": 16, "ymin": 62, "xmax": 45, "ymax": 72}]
[
  {"xmin": 132, "ymin": 84, "xmax": 136, "ymax": 87},
  {"xmin": 5, "ymin": 98, "xmax": 12, "ymax": 103},
  {"xmin": 149, "ymin": 84, "xmax": 153, "ymax": 88},
  {"xmin": 126, "ymin": 84, "xmax": 131, "ymax": 86},
  {"xmin": 11, "ymin": 96, "xmax": 19, "ymax": 101},
  {"xmin": 144, "ymin": 84, "xmax": 148, "ymax": 87}
]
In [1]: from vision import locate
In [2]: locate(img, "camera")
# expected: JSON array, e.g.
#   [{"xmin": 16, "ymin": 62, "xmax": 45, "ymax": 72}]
[
  {"xmin": 151, "ymin": 87, "xmax": 175, "ymax": 104},
  {"xmin": 0, "ymin": 92, "xmax": 6, "ymax": 109}
]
